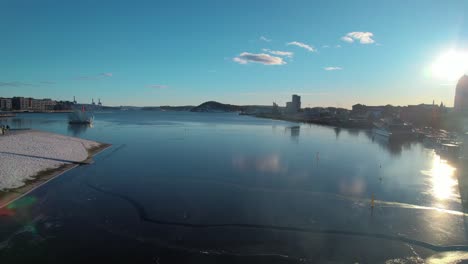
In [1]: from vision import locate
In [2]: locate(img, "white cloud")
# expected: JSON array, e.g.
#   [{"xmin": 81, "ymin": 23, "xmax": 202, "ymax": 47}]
[
  {"xmin": 233, "ymin": 52, "xmax": 286, "ymax": 65},
  {"xmin": 260, "ymin": 36, "xmax": 271, "ymax": 42},
  {"xmin": 335, "ymin": 44, "xmax": 342, "ymax": 48},
  {"xmin": 262, "ymin": 49, "xmax": 293, "ymax": 58},
  {"xmin": 324, "ymin": 67, "xmax": 342, "ymax": 71},
  {"xmin": 322, "ymin": 45, "xmax": 330, "ymax": 48},
  {"xmin": 101, "ymin": 72, "xmax": 113, "ymax": 77},
  {"xmin": 286, "ymin": 41, "xmax": 316, "ymax": 52},
  {"xmin": 149, "ymin": 84, "xmax": 168, "ymax": 89},
  {"xmin": 341, "ymin": 36, "xmax": 354, "ymax": 43},
  {"xmin": 341, "ymin": 32, "xmax": 375, "ymax": 44}
]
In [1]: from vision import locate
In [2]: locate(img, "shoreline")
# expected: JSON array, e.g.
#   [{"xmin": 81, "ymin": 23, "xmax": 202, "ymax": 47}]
[
  {"xmin": 13, "ymin": 110, "xmax": 74, "ymax": 113},
  {"xmin": 0, "ymin": 141, "xmax": 111, "ymax": 209},
  {"xmin": 251, "ymin": 113, "xmax": 371, "ymax": 129}
]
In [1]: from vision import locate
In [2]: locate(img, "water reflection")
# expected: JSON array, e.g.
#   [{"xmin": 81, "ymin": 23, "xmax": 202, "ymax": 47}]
[
  {"xmin": 68, "ymin": 124, "xmax": 92, "ymax": 137},
  {"xmin": 347, "ymin": 129, "xmax": 360, "ymax": 137},
  {"xmin": 10, "ymin": 118, "xmax": 32, "ymax": 129},
  {"xmin": 425, "ymin": 251, "xmax": 468, "ymax": 264},
  {"xmin": 368, "ymin": 132, "xmax": 414, "ymax": 156},
  {"xmin": 334, "ymin": 127, "xmax": 341, "ymax": 139},
  {"xmin": 271, "ymin": 125, "xmax": 277, "ymax": 134},
  {"xmin": 421, "ymin": 155, "xmax": 458, "ymax": 204},
  {"xmin": 3, "ymin": 111, "xmax": 468, "ymax": 262},
  {"xmin": 285, "ymin": 126, "xmax": 300, "ymax": 142},
  {"xmin": 232, "ymin": 154, "xmax": 285, "ymax": 173},
  {"xmin": 338, "ymin": 175, "xmax": 366, "ymax": 196}
]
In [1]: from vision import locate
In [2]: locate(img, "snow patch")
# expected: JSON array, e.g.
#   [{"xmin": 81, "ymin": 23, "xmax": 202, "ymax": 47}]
[{"xmin": 0, "ymin": 131, "xmax": 100, "ymax": 190}]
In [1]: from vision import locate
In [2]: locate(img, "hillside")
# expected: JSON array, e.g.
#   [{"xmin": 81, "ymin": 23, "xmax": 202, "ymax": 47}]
[{"xmin": 190, "ymin": 101, "xmax": 244, "ymax": 112}]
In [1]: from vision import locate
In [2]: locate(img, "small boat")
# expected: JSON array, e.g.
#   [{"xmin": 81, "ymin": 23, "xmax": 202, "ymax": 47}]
[
  {"xmin": 0, "ymin": 113, "xmax": 16, "ymax": 118},
  {"xmin": 69, "ymin": 106, "xmax": 94, "ymax": 125}
]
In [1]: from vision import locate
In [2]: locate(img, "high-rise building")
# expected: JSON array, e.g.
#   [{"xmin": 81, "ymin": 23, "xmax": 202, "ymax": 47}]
[
  {"xmin": 455, "ymin": 75, "xmax": 468, "ymax": 112},
  {"xmin": 292, "ymin": 94, "xmax": 301, "ymax": 111},
  {"xmin": 285, "ymin": 94, "xmax": 301, "ymax": 113}
]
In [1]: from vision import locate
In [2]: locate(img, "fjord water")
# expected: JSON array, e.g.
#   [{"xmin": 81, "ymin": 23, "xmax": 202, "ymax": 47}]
[{"xmin": 1, "ymin": 111, "xmax": 467, "ymax": 263}]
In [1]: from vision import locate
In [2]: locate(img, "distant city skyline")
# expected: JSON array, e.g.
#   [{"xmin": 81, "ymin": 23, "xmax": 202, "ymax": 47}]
[{"xmin": 1, "ymin": 0, "xmax": 468, "ymax": 108}]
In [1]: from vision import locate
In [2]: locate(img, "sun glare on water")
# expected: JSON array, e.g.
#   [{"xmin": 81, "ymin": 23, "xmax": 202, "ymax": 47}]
[
  {"xmin": 431, "ymin": 50, "xmax": 468, "ymax": 82},
  {"xmin": 422, "ymin": 155, "xmax": 457, "ymax": 202}
]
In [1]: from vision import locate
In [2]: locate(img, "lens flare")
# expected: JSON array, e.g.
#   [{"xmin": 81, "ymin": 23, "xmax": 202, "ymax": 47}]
[
  {"xmin": 431, "ymin": 50, "xmax": 468, "ymax": 82},
  {"xmin": 7, "ymin": 196, "xmax": 37, "ymax": 210},
  {"xmin": 0, "ymin": 207, "xmax": 15, "ymax": 216}
]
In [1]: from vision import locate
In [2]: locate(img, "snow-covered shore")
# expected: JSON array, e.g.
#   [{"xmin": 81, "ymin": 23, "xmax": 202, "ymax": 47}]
[{"xmin": 0, "ymin": 130, "xmax": 102, "ymax": 191}]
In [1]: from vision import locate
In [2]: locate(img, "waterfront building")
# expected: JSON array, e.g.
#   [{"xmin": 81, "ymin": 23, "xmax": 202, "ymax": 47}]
[
  {"xmin": 0, "ymin": 98, "xmax": 12, "ymax": 111},
  {"xmin": 285, "ymin": 94, "xmax": 301, "ymax": 113},
  {"xmin": 455, "ymin": 75, "xmax": 468, "ymax": 113},
  {"xmin": 292, "ymin": 94, "xmax": 301, "ymax": 111},
  {"xmin": 31, "ymin": 99, "xmax": 57, "ymax": 111},
  {"xmin": 12, "ymin": 97, "xmax": 31, "ymax": 110},
  {"xmin": 272, "ymin": 102, "xmax": 280, "ymax": 114},
  {"xmin": 285, "ymin": 102, "xmax": 293, "ymax": 113},
  {"xmin": 400, "ymin": 103, "xmax": 443, "ymax": 127},
  {"xmin": 12, "ymin": 97, "xmax": 57, "ymax": 111},
  {"xmin": 336, "ymin": 108, "xmax": 350, "ymax": 121},
  {"xmin": 303, "ymin": 107, "xmax": 321, "ymax": 119}
]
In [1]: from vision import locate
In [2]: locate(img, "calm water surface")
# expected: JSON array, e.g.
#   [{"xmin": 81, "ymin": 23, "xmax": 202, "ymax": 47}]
[{"xmin": 0, "ymin": 111, "xmax": 467, "ymax": 263}]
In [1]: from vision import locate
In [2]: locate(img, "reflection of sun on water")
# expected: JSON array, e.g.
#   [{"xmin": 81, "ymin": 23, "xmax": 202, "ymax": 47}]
[
  {"xmin": 426, "ymin": 251, "xmax": 468, "ymax": 264},
  {"xmin": 422, "ymin": 155, "xmax": 457, "ymax": 202}
]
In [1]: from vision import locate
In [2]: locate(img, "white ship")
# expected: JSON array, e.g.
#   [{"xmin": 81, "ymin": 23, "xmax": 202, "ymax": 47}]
[{"xmin": 372, "ymin": 118, "xmax": 415, "ymax": 139}]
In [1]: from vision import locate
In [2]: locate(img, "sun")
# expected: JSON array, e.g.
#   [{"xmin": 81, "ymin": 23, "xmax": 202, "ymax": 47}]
[{"xmin": 431, "ymin": 50, "xmax": 468, "ymax": 82}]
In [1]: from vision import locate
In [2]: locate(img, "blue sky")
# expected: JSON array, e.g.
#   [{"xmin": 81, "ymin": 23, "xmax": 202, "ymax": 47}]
[{"xmin": 1, "ymin": 0, "xmax": 467, "ymax": 107}]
